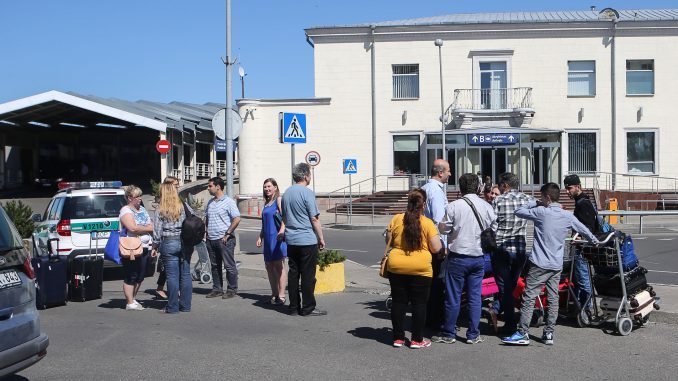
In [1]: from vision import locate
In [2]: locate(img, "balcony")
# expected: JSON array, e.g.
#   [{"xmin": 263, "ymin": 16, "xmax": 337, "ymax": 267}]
[{"xmin": 445, "ymin": 87, "xmax": 535, "ymax": 128}]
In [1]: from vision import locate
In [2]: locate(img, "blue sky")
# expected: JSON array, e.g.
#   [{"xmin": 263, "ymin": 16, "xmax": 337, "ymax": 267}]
[{"xmin": 0, "ymin": 1, "xmax": 671, "ymax": 104}]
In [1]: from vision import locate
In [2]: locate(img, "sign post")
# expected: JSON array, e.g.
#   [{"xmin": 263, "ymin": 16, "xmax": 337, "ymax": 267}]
[
  {"xmin": 280, "ymin": 112, "xmax": 307, "ymax": 185},
  {"xmin": 342, "ymin": 158, "xmax": 358, "ymax": 224},
  {"xmin": 305, "ymin": 151, "xmax": 321, "ymax": 194}
]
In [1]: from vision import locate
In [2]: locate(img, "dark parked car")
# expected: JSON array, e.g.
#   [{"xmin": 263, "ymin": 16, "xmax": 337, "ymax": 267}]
[{"xmin": 0, "ymin": 207, "xmax": 49, "ymax": 377}]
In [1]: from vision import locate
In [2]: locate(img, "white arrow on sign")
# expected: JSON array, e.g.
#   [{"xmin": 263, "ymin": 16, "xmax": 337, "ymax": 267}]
[
  {"xmin": 508, "ymin": 135, "xmax": 515, "ymax": 142},
  {"xmin": 472, "ymin": 136, "xmax": 479, "ymax": 142}
]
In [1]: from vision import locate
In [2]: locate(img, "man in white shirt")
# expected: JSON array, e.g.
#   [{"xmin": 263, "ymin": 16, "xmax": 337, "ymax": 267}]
[{"xmin": 433, "ymin": 173, "xmax": 497, "ymax": 345}]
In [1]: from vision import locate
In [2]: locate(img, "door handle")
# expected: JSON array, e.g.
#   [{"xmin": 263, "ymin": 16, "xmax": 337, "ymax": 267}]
[{"xmin": 0, "ymin": 307, "xmax": 13, "ymax": 321}]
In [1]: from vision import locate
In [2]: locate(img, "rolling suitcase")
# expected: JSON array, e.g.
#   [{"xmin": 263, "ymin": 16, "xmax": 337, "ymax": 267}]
[
  {"xmin": 600, "ymin": 290, "xmax": 659, "ymax": 321},
  {"xmin": 68, "ymin": 231, "xmax": 104, "ymax": 302},
  {"xmin": 32, "ymin": 237, "xmax": 68, "ymax": 309},
  {"xmin": 593, "ymin": 266, "xmax": 648, "ymax": 298}
]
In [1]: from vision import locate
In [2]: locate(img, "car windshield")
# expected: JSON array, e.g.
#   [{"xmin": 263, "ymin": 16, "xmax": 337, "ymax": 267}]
[
  {"xmin": 62, "ymin": 195, "xmax": 126, "ymax": 220},
  {"xmin": 0, "ymin": 208, "xmax": 26, "ymax": 250}
]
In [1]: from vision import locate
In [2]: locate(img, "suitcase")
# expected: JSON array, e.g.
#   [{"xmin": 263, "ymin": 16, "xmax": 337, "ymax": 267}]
[
  {"xmin": 600, "ymin": 290, "xmax": 659, "ymax": 321},
  {"xmin": 32, "ymin": 238, "xmax": 68, "ymax": 309},
  {"xmin": 68, "ymin": 231, "xmax": 104, "ymax": 302},
  {"xmin": 593, "ymin": 266, "xmax": 648, "ymax": 298}
]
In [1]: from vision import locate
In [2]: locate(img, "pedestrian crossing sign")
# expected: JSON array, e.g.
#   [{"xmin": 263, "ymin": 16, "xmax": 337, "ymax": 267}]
[
  {"xmin": 280, "ymin": 112, "xmax": 307, "ymax": 144},
  {"xmin": 343, "ymin": 158, "xmax": 357, "ymax": 174}
]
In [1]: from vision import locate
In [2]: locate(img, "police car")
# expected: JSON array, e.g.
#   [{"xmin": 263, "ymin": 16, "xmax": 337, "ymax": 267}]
[{"xmin": 32, "ymin": 181, "xmax": 155, "ymax": 274}]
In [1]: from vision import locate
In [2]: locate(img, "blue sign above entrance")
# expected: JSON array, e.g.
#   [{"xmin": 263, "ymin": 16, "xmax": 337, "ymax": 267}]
[{"xmin": 468, "ymin": 133, "xmax": 518, "ymax": 146}]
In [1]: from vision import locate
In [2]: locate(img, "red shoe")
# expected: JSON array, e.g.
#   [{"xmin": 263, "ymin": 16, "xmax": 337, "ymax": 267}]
[
  {"xmin": 393, "ymin": 339, "xmax": 406, "ymax": 348},
  {"xmin": 409, "ymin": 339, "xmax": 431, "ymax": 349}
]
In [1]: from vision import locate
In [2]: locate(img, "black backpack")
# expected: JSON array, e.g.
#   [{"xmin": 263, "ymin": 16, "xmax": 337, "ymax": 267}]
[{"xmin": 181, "ymin": 203, "xmax": 206, "ymax": 246}]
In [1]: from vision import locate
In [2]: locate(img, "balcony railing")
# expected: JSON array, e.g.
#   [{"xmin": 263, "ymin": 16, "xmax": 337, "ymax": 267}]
[
  {"xmin": 183, "ymin": 166, "xmax": 194, "ymax": 182},
  {"xmin": 196, "ymin": 163, "xmax": 213, "ymax": 178},
  {"xmin": 450, "ymin": 87, "xmax": 533, "ymax": 111}
]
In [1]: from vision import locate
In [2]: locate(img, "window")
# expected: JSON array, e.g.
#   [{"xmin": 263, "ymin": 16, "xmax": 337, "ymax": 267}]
[
  {"xmin": 393, "ymin": 135, "xmax": 420, "ymax": 174},
  {"xmin": 568, "ymin": 132, "xmax": 597, "ymax": 173},
  {"xmin": 392, "ymin": 64, "xmax": 419, "ymax": 99},
  {"xmin": 626, "ymin": 60, "xmax": 654, "ymax": 95},
  {"xmin": 626, "ymin": 131, "xmax": 656, "ymax": 173},
  {"xmin": 568, "ymin": 61, "xmax": 596, "ymax": 96}
]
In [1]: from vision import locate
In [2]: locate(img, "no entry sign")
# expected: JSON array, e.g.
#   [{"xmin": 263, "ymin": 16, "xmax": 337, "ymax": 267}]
[{"xmin": 156, "ymin": 140, "xmax": 171, "ymax": 154}]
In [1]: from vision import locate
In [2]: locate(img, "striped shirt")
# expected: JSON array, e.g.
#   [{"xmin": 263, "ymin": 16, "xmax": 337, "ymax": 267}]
[
  {"xmin": 205, "ymin": 194, "xmax": 240, "ymax": 240},
  {"xmin": 152, "ymin": 204, "xmax": 192, "ymax": 245},
  {"xmin": 491, "ymin": 189, "xmax": 533, "ymax": 255}
]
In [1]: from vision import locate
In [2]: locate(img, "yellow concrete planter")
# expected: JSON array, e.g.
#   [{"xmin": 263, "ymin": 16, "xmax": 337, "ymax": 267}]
[{"xmin": 314, "ymin": 262, "xmax": 345, "ymax": 294}]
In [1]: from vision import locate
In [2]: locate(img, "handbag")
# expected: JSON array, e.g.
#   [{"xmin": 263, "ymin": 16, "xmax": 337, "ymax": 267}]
[
  {"xmin": 118, "ymin": 228, "xmax": 143, "ymax": 260},
  {"xmin": 181, "ymin": 202, "xmax": 206, "ymax": 246},
  {"xmin": 379, "ymin": 233, "xmax": 393, "ymax": 278},
  {"xmin": 104, "ymin": 230, "xmax": 122, "ymax": 264},
  {"xmin": 273, "ymin": 201, "xmax": 283, "ymax": 232},
  {"xmin": 462, "ymin": 197, "xmax": 497, "ymax": 253}
]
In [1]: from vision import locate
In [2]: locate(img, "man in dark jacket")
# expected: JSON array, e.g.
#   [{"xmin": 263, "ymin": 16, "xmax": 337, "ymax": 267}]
[{"xmin": 564, "ymin": 174, "xmax": 598, "ymax": 311}]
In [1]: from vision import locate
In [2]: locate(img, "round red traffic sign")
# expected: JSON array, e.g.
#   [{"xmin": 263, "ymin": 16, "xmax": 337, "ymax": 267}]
[
  {"xmin": 156, "ymin": 140, "xmax": 171, "ymax": 154},
  {"xmin": 305, "ymin": 151, "xmax": 321, "ymax": 166}
]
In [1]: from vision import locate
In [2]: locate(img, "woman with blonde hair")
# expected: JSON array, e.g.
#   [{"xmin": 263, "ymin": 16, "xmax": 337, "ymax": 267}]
[
  {"xmin": 385, "ymin": 189, "xmax": 442, "ymax": 349},
  {"xmin": 119, "ymin": 185, "xmax": 154, "ymax": 311},
  {"xmin": 256, "ymin": 178, "xmax": 288, "ymax": 304},
  {"xmin": 152, "ymin": 182, "xmax": 193, "ymax": 313}
]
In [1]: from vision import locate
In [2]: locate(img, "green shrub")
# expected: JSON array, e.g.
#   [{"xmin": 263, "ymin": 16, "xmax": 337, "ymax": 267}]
[
  {"xmin": 2, "ymin": 200, "xmax": 35, "ymax": 238},
  {"xmin": 150, "ymin": 179, "xmax": 160, "ymax": 200},
  {"xmin": 317, "ymin": 249, "xmax": 346, "ymax": 271}
]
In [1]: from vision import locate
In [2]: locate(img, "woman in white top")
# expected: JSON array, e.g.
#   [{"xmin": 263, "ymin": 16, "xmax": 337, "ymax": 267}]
[{"xmin": 119, "ymin": 185, "xmax": 154, "ymax": 311}]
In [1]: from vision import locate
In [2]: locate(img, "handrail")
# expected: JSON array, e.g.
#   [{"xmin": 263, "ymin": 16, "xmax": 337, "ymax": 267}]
[
  {"xmin": 599, "ymin": 210, "xmax": 678, "ymax": 234},
  {"xmin": 326, "ymin": 174, "xmax": 410, "ymax": 196},
  {"xmin": 566, "ymin": 171, "xmax": 678, "ymax": 193}
]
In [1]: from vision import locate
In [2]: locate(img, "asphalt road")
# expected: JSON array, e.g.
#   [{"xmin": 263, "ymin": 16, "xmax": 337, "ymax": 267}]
[
  {"xmin": 237, "ymin": 220, "xmax": 678, "ymax": 285},
  {"xmin": 10, "ymin": 273, "xmax": 678, "ymax": 381}
]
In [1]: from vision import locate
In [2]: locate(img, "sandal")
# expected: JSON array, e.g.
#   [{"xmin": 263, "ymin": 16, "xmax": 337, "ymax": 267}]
[
  {"xmin": 270, "ymin": 296, "xmax": 277, "ymax": 305},
  {"xmin": 274, "ymin": 296, "xmax": 286, "ymax": 305},
  {"xmin": 155, "ymin": 290, "xmax": 168, "ymax": 300}
]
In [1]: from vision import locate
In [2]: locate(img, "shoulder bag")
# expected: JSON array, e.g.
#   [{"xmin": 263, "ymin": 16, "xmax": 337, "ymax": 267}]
[
  {"xmin": 181, "ymin": 202, "xmax": 206, "ymax": 246},
  {"xmin": 462, "ymin": 197, "xmax": 497, "ymax": 253},
  {"xmin": 379, "ymin": 232, "xmax": 393, "ymax": 278},
  {"xmin": 119, "ymin": 227, "xmax": 143, "ymax": 261}
]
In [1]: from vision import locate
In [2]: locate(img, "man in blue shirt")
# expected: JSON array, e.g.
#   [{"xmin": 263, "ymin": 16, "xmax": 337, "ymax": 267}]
[
  {"xmin": 502, "ymin": 183, "xmax": 598, "ymax": 346},
  {"xmin": 205, "ymin": 177, "xmax": 241, "ymax": 299},
  {"xmin": 281, "ymin": 163, "xmax": 326, "ymax": 317}
]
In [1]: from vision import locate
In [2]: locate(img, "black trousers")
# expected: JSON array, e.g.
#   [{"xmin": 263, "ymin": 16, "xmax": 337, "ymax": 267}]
[
  {"xmin": 389, "ymin": 273, "xmax": 432, "ymax": 342},
  {"xmin": 287, "ymin": 244, "xmax": 318, "ymax": 315}
]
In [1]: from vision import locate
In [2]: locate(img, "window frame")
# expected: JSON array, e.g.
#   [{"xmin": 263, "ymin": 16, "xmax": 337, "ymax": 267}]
[
  {"xmin": 626, "ymin": 59, "xmax": 655, "ymax": 96},
  {"xmin": 566, "ymin": 129, "xmax": 599, "ymax": 175},
  {"xmin": 624, "ymin": 128, "xmax": 659, "ymax": 175},
  {"xmin": 391, "ymin": 64, "xmax": 420, "ymax": 100},
  {"xmin": 567, "ymin": 60, "xmax": 596, "ymax": 97}
]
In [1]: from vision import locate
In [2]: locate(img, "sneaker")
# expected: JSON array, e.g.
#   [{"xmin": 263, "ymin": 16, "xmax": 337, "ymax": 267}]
[
  {"xmin": 126, "ymin": 302, "xmax": 145, "ymax": 311},
  {"xmin": 431, "ymin": 335, "xmax": 456, "ymax": 344},
  {"xmin": 393, "ymin": 339, "xmax": 406, "ymax": 348},
  {"xmin": 223, "ymin": 291, "xmax": 237, "ymax": 299},
  {"xmin": 542, "ymin": 332, "xmax": 554, "ymax": 345},
  {"xmin": 501, "ymin": 331, "xmax": 530, "ymax": 346},
  {"xmin": 466, "ymin": 336, "xmax": 484, "ymax": 344},
  {"xmin": 206, "ymin": 291, "xmax": 224, "ymax": 298},
  {"xmin": 409, "ymin": 339, "xmax": 432, "ymax": 349}
]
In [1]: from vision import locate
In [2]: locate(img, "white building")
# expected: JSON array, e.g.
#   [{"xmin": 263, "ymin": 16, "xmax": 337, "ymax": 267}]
[{"xmin": 238, "ymin": 8, "xmax": 678, "ymax": 197}]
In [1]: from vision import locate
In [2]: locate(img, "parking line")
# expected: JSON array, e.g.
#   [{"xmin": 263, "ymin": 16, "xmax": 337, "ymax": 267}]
[{"xmin": 647, "ymin": 269, "xmax": 678, "ymax": 274}]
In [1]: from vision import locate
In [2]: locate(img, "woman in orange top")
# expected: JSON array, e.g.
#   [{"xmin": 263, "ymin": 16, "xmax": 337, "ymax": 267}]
[{"xmin": 385, "ymin": 189, "xmax": 442, "ymax": 349}]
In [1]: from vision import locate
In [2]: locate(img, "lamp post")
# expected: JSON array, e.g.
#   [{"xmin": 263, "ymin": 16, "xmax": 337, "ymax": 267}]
[
  {"xmin": 435, "ymin": 39, "xmax": 447, "ymax": 162},
  {"xmin": 238, "ymin": 66, "xmax": 246, "ymax": 98}
]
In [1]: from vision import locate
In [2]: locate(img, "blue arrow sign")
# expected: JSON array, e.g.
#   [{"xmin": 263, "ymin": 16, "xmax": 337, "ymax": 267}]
[
  {"xmin": 281, "ymin": 112, "xmax": 307, "ymax": 144},
  {"xmin": 468, "ymin": 133, "xmax": 519, "ymax": 146},
  {"xmin": 343, "ymin": 158, "xmax": 357, "ymax": 174}
]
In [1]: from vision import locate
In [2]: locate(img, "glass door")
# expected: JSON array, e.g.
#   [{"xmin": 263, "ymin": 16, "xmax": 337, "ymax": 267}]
[
  {"xmin": 480, "ymin": 147, "xmax": 507, "ymax": 185},
  {"xmin": 480, "ymin": 62, "xmax": 507, "ymax": 109}
]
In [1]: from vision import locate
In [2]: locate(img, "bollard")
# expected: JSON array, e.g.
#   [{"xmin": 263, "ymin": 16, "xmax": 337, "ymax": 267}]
[
  {"xmin": 608, "ymin": 198, "xmax": 619, "ymax": 224},
  {"xmin": 257, "ymin": 202, "xmax": 261, "ymax": 216}
]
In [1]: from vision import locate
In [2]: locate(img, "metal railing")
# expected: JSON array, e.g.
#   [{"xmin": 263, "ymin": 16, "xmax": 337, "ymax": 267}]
[
  {"xmin": 599, "ymin": 210, "xmax": 678, "ymax": 234},
  {"xmin": 625, "ymin": 199, "xmax": 678, "ymax": 211},
  {"xmin": 325, "ymin": 175, "xmax": 422, "ymax": 212},
  {"xmin": 183, "ymin": 166, "xmax": 194, "ymax": 182},
  {"xmin": 196, "ymin": 162, "xmax": 213, "ymax": 178},
  {"xmin": 215, "ymin": 160, "xmax": 238, "ymax": 177},
  {"xmin": 332, "ymin": 201, "xmax": 401, "ymax": 225},
  {"xmin": 449, "ymin": 87, "xmax": 533, "ymax": 111},
  {"xmin": 567, "ymin": 171, "xmax": 678, "ymax": 193},
  {"xmin": 171, "ymin": 168, "xmax": 181, "ymax": 180}
]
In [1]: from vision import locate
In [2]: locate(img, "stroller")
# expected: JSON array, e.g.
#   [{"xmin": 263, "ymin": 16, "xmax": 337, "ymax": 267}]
[{"xmin": 192, "ymin": 241, "xmax": 212, "ymax": 284}]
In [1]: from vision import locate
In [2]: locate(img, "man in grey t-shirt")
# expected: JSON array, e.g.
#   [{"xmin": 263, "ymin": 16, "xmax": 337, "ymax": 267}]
[{"xmin": 281, "ymin": 163, "xmax": 326, "ymax": 317}]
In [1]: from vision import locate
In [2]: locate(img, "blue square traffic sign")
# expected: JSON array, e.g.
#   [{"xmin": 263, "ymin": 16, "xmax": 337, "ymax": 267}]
[
  {"xmin": 343, "ymin": 158, "xmax": 357, "ymax": 174},
  {"xmin": 281, "ymin": 112, "xmax": 307, "ymax": 144}
]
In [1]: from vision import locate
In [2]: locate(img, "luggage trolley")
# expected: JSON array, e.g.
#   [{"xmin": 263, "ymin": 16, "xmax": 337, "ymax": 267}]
[{"xmin": 574, "ymin": 232, "xmax": 660, "ymax": 336}]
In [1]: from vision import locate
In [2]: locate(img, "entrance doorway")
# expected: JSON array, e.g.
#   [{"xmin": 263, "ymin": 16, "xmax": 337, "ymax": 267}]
[{"xmin": 480, "ymin": 147, "xmax": 506, "ymax": 184}]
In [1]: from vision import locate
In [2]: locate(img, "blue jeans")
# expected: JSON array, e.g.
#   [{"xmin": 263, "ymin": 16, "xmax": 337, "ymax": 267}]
[
  {"xmin": 441, "ymin": 254, "xmax": 485, "ymax": 340},
  {"xmin": 491, "ymin": 248, "xmax": 527, "ymax": 331},
  {"xmin": 161, "ymin": 239, "xmax": 193, "ymax": 313},
  {"xmin": 573, "ymin": 250, "xmax": 592, "ymax": 309}
]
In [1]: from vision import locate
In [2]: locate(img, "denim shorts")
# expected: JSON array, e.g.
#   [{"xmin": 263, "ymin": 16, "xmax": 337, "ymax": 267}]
[{"xmin": 122, "ymin": 248, "xmax": 149, "ymax": 285}]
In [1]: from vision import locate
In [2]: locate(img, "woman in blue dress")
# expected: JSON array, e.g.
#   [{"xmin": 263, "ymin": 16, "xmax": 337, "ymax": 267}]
[{"xmin": 256, "ymin": 178, "xmax": 288, "ymax": 305}]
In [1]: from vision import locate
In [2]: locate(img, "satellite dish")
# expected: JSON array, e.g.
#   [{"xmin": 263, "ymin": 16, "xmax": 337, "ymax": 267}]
[
  {"xmin": 211, "ymin": 108, "xmax": 243, "ymax": 140},
  {"xmin": 238, "ymin": 66, "xmax": 245, "ymax": 78}
]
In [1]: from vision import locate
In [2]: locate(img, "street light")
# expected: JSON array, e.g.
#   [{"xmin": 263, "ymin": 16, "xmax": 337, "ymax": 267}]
[
  {"xmin": 435, "ymin": 38, "xmax": 447, "ymax": 162},
  {"xmin": 238, "ymin": 65, "xmax": 246, "ymax": 98}
]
